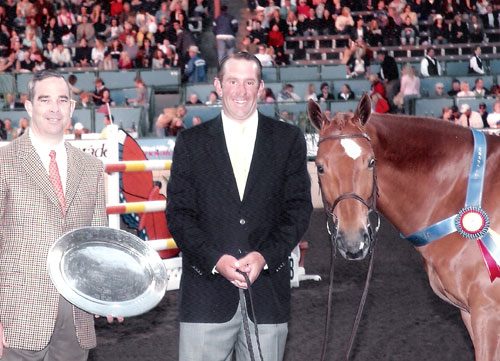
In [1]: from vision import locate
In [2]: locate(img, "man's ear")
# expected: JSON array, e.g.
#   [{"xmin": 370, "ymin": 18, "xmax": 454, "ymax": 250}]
[
  {"xmin": 214, "ymin": 77, "xmax": 222, "ymax": 98},
  {"xmin": 70, "ymin": 99, "xmax": 76, "ymax": 118},
  {"xmin": 25, "ymin": 100, "xmax": 33, "ymax": 118}
]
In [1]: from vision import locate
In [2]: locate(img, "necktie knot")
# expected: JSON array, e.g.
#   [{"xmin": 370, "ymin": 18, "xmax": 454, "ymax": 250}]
[{"xmin": 50, "ymin": 150, "xmax": 56, "ymax": 159}]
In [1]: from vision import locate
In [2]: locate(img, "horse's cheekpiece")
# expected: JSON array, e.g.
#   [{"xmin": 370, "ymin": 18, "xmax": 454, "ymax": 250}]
[{"xmin": 455, "ymin": 206, "xmax": 490, "ymax": 239}]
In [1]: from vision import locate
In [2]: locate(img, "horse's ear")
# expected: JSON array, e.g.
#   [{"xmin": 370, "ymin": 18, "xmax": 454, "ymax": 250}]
[
  {"xmin": 355, "ymin": 93, "xmax": 371, "ymax": 126},
  {"xmin": 308, "ymin": 99, "xmax": 328, "ymax": 130}
]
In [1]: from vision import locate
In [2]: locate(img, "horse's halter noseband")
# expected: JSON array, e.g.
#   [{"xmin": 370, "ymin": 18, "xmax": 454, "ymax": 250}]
[{"xmin": 317, "ymin": 132, "xmax": 380, "ymax": 238}]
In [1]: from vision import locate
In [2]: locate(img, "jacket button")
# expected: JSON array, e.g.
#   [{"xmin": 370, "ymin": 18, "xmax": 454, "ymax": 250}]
[{"xmin": 239, "ymin": 218, "xmax": 246, "ymax": 225}]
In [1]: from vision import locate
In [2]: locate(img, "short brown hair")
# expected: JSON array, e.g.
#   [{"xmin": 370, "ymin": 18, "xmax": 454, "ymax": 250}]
[
  {"xmin": 28, "ymin": 70, "xmax": 69, "ymax": 102},
  {"xmin": 217, "ymin": 52, "xmax": 263, "ymax": 83}
]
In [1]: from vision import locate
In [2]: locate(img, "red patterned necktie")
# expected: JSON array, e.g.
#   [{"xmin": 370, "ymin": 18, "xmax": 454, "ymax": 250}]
[{"xmin": 49, "ymin": 150, "xmax": 66, "ymax": 215}]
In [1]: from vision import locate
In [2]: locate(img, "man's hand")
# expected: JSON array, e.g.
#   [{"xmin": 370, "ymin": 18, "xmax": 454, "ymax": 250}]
[
  {"xmin": 215, "ymin": 254, "xmax": 248, "ymax": 289},
  {"xmin": 95, "ymin": 315, "xmax": 125, "ymax": 323},
  {"xmin": 0, "ymin": 322, "xmax": 9, "ymax": 358},
  {"xmin": 235, "ymin": 252, "xmax": 266, "ymax": 286}
]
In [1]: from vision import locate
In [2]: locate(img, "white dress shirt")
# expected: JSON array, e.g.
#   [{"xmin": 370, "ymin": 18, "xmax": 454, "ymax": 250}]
[
  {"xmin": 29, "ymin": 130, "xmax": 68, "ymax": 194},
  {"xmin": 222, "ymin": 110, "xmax": 258, "ymax": 201}
]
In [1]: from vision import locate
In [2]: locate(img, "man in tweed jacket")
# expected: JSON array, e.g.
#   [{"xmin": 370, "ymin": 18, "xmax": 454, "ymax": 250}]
[{"xmin": 0, "ymin": 70, "xmax": 107, "ymax": 360}]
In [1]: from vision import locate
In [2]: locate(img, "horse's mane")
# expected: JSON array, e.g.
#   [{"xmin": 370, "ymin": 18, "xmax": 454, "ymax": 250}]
[{"xmin": 366, "ymin": 113, "xmax": 471, "ymax": 172}]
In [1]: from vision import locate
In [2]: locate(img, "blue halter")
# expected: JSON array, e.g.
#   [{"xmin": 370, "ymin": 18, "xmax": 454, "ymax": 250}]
[{"xmin": 404, "ymin": 129, "xmax": 500, "ymax": 270}]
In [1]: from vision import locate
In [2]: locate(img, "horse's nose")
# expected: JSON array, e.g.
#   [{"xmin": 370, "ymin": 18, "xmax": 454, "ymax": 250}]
[{"xmin": 337, "ymin": 229, "xmax": 371, "ymax": 261}]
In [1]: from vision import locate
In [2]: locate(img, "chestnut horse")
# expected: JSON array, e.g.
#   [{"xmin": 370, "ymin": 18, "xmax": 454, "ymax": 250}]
[{"xmin": 308, "ymin": 94, "xmax": 500, "ymax": 361}]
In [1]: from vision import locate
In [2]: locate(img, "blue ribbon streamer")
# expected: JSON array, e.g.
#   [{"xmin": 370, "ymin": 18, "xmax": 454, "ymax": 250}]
[{"xmin": 403, "ymin": 130, "xmax": 497, "ymax": 255}]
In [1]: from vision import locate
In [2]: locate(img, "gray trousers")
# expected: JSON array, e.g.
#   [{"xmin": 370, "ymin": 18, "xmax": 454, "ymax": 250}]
[
  {"xmin": 179, "ymin": 302, "xmax": 288, "ymax": 361},
  {"xmin": 2, "ymin": 296, "xmax": 88, "ymax": 361}
]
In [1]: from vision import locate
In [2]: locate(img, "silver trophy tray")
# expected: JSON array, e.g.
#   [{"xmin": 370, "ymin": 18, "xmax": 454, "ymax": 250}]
[{"xmin": 47, "ymin": 227, "xmax": 168, "ymax": 317}]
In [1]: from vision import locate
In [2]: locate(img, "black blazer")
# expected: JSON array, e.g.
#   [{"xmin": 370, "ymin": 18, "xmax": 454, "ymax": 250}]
[{"xmin": 166, "ymin": 114, "xmax": 312, "ymax": 324}]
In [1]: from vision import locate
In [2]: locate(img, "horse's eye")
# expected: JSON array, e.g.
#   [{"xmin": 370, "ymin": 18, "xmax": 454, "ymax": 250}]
[
  {"xmin": 317, "ymin": 164, "xmax": 324, "ymax": 174},
  {"xmin": 368, "ymin": 158, "xmax": 376, "ymax": 169}
]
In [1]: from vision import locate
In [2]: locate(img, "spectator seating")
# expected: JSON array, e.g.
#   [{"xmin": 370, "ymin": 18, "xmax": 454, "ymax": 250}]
[
  {"xmin": 445, "ymin": 61, "xmax": 470, "ymax": 77},
  {"xmin": 71, "ymin": 108, "xmax": 95, "ymax": 130},
  {"xmin": 185, "ymin": 83, "xmax": 216, "ymax": 104},
  {"xmin": 259, "ymin": 103, "xmax": 278, "ymax": 118},
  {"xmin": 419, "ymin": 76, "xmax": 494, "ymax": 97},
  {"xmin": 0, "ymin": 110, "xmax": 29, "ymax": 127},
  {"xmin": 330, "ymin": 100, "xmax": 362, "ymax": 114},
  {"xmin": 490, "ymin": 60, "xmax": 500, "ymax": 74},
  {"xmin": 455, "ymin": 97, "xmax": 497, "ymax": 112},
  {"xmin": 262, "ymin": 67, "xmax": 279, "ymax": 82},
  {"xmin": 183, "ymin": 104, "xmax": 222, "ymax": 126},
  {"xmin": 138, "ymin": 68, "xmax": 181, "ymax": 89},
  {"xmin": 279, "ymin": 66, "xmax": 321, "ymax": 82},
  {"xmin": 286, "ymin": 39, "xmax": 500, "ymax": 66},
  {"xmin": 414, "ymin": 98, "xmax": 455, "ymax": 117},
  {"xmin": 320, "ymin": 65, "xmax": 348, "ymax": 80},
  {"xmin": 95, "ymin": 106, "xmax": 143, "ymax": 134},
  {"xmin": 0, "ymin": 73, "xmax": 15, "ymax": 95},
  {"xmin": 71, "ymin": 108, "xmax": 93, "ymax": 131},
  {"xmin": 182, "ymin": 103, "xmax": 279, "ymax": 127},
  {"xmin": 15, "ymin": 73, "xmax": 33, "ymax": 94},
  {"xmin": 63, "ymin": 71, "xmax": 96, "ymax": 92},
  {"xmin": 99, "ymin": 70, "xmax": 139, "ymax": 90}
]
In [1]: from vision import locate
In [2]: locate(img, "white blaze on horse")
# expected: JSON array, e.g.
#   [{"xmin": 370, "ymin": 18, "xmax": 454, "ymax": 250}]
[{"xmin": 308, "ymin": 94, "xmax": 500, "ymax": 361}]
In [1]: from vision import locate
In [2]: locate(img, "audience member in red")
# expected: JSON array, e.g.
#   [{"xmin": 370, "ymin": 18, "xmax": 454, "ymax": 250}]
[
  {"xmin": 369, "ymin": 73, "xmax": 389, "ymax": 113},
  {"xmin": 110, "ymin": 0, "xmax": 124, "ymax": 18},
  {"xmin": 296, "ymin": 0, "xmax": 311, "ymax": 19},
  {"xmin": 267, "ymin": 24, "xmax": 284, "ymax": 51}
]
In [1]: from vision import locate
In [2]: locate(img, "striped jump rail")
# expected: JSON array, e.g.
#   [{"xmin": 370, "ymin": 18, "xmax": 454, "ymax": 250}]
[
  {"xmin": 105, "ymin": 160, "xmax": 172, "ymax": 173},
  {"xmin": 106, "ymin": 200, "xmax": 166, "ymax": 214}
]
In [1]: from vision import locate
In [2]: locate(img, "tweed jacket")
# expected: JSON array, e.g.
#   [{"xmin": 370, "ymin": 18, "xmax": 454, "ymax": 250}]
[
  {"xmin": 166, "ymin": 114, "xmax": 313, "ymax": 324},
  {"xmin": 0, "ymin": 133, "xmax": 107, "ymax": 351}
]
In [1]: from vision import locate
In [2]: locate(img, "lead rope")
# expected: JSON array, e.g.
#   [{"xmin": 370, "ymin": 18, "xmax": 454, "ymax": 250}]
[
  {"xmin": 345, "ymin": 226, "xmax": 377, "ymax": 360},
  {"xmin": 238, "ymin": 271, "xmax": 265, "ymax": 361},
  {"xmin": 320, "ymin": 215, "xmax": 339, "ymax": 361},
  {"xmin": 320, "ymin": 214, "xmax": 379, "ymax": 361}
]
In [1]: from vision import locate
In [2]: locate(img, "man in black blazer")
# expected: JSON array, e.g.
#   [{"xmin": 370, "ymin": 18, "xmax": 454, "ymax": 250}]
[
  {"xmin": 166, "ymin": 52, "xmax": 312, "ymax": 361},
  {"xmin": 481, "ymin": 5, "xmax": 499, "ymax": 30},
  {"xmin": 377, "ymin": 50, "xmax": 399, "ymax": 111}
]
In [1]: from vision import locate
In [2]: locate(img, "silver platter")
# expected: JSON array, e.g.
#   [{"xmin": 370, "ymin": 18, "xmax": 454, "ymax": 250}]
[{"xmin": 47, "ymin": 227, "xmax": 168, "ymax": 317}]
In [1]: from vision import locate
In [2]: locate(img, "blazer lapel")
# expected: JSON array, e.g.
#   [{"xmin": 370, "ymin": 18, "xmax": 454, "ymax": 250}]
[
  {"xmin": 242, "ymin": 114, "xmax": 273, "ymax": 202},
  {"xmin": 207, "ymin": 117, "xmax": 241, "ymax": 203},
  {"xmin": 65, "ymin": 144, "xmax": 84, "ymax": 212},
  {"xmin": 17, "ymin": 134, "xmax": 62, "ymax": 212}
]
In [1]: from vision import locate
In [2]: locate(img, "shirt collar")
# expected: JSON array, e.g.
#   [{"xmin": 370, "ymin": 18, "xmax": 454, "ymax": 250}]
[
  {"xmin": 221, "ymin": 109, "xmax": 259, "ymax": 134},
  {"xmin": 29, "ymin": 128, "xmax": 66, "ymax": 157}
]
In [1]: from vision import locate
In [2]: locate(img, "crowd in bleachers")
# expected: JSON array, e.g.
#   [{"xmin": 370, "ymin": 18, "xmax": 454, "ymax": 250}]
[
  {"xmin": 227, "ymin": 0, "xmax": 499, "ymax": 129},
  {"xmin": 0, "ymin": 0, "xmax": 208, "ymax": 73},
  {"xmin": 0, "ymin": 0, "xmax": 499, "ymax": 140},
  {"xmin": 0, "ymin": 0, "xmax": 210, "ymax": 138}
]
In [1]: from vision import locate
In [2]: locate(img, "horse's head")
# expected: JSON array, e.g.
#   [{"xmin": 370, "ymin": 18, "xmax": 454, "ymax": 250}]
[{"xmin": 308, "ymin": 94, "xmax": 378, "ymax": 261}]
